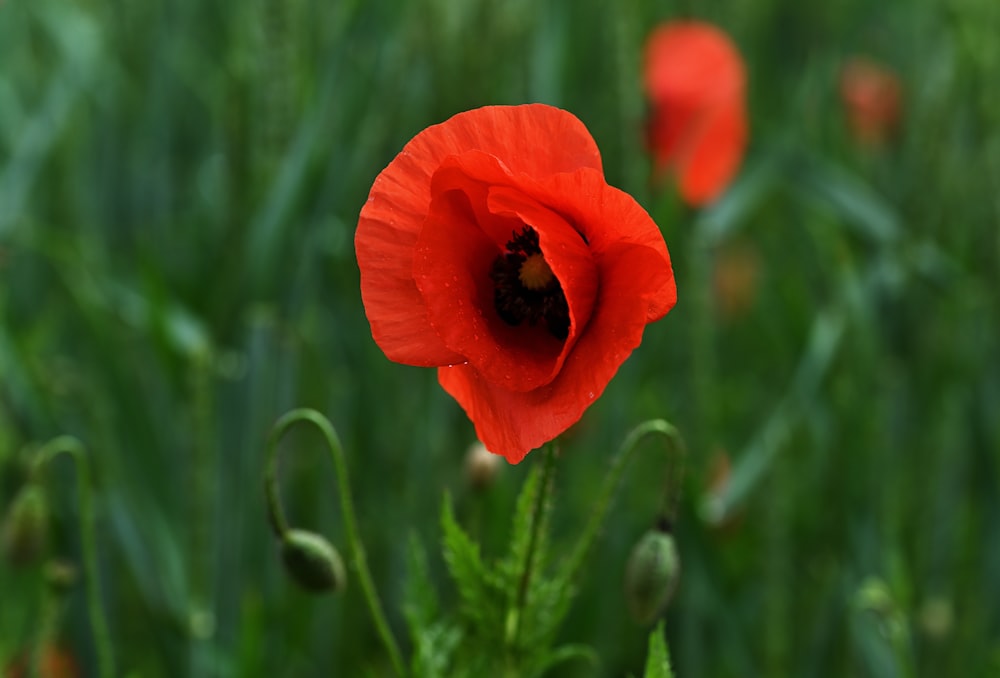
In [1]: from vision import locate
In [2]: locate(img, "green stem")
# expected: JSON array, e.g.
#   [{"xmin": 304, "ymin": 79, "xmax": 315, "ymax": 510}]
[
  {"xmin": 264, "ymin": 408, "xmax": 406, "ymax": 677},
  {"xmin": 188, "ymin": 351, "xmax": 215, "ymax": 677},
  {"xmin": 511, "ymin": 442, "xmax": 557, "ymax": 646},
  {"xmin": 30, "ymin": 573, "xmax": 63, "ymax": 678},
  {"xmin": 688, "ymin": 226, "xmax": 715, "ymax": 458},
  {"xmin": 562, "ymin": 420, "xmax": 686, "ymax": 583},
  {"xmin": 33, "ymin": 436, "xmax": 114, "ymax": 678}
]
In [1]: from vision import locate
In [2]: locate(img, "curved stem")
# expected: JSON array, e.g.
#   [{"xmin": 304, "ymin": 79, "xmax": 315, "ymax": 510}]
[
  {"xmin": 562, "ymin": 420, "xmax": 686, "ymax": 583},
  {"xmin": 33, "ymin": 436, "xmax": 114, "ymax": 678},
  {"xmin": 264, "ymin": 408, "xmax": 406, "ymax": 677}
]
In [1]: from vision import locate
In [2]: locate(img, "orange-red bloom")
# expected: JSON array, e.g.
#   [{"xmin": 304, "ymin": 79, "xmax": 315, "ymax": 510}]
[
  {"xmin": 643, "ymin": 21, "xmax": 748, "ymax": 206},
  {"xmin": 839, "ymin": 57, "xmax": 902, "ymax": 147},
  {"xmin": 356, "ymin": 105, "xmax": 676, "ymax": 463},
  {"xmin": 5, "ymin": 645, "xmax": 79, "ymax": 678}
]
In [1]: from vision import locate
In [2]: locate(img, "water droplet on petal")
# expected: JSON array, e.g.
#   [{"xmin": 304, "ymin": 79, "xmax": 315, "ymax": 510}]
[{"xmin": 588, "ymin": 391, "xmax": 595, "ymax": 400}]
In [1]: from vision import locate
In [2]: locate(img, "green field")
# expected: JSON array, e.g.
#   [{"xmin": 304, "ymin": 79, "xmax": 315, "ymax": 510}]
[{"xmin": 2, "ymin": 0, "xmax": 999, "ymax": 676}]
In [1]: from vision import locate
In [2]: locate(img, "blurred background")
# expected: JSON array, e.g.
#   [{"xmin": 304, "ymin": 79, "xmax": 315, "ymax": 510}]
[{"xmin": 1, "ymin": 0, "xmax": 999, "ymax": 675}]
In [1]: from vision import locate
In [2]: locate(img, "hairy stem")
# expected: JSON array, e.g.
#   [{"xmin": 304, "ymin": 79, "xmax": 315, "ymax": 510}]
[
  {"xmin": 562, "ymin": 420, "xmax": 686, "ymax": 584},
  {"xmin": 511, "ymin": 442, "xmax": 558, "ymax": 647}
]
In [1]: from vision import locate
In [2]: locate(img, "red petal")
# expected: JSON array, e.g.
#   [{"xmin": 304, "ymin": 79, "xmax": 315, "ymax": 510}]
[
  {"xmin": 357, "ymin": 105, "xmax": 602, "ymax": 366},
  {"xmin": 643, "ymin": 22, "xmax": 744, "ymax": 107},
  {"xmin": 438, "ymin": 169, "xmax": 674, "ymax": 462},
  {"xmin": 676, "ymin": 99, "xmax": 747, "ymax": 206},
  {"xmin": 486, "ymin": 186, "xmax": 598, "ymax": 346},
  {"xmin": 413, "ymin": 152, "xmax": 598, "ymax": 392},
  {"xmin": 530, "ymin": 169, "xmax": 676, "ymax": 321},
  {"xmin": 438, "ymin": 242, "xmax": 673, "ymax": 463}
]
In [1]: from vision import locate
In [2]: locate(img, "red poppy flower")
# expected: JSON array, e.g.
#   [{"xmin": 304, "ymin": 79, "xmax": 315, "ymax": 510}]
[
  {"xmin": 839, "ymin": 57, "xmax": 902, "ymax": 147},
  {"xmin": 356, "ymin": 105, "xmax": 676, "ymax": 463},
  {"xmin": 643, "ymin": 21, "xmax": 748, "ymax": 206}
]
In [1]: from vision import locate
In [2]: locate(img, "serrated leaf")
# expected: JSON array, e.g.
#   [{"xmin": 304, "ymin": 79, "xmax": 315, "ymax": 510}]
[
  {"xmin": 501, "ymin": 461, "xmax": 544, "ymax": 585},
  {"xmin": 402, "ymin": 532, "xmax": 440, "ymax": 640},
  {"xmin": 499, "ymin": 449, "xmax": 565, "ymax": 654},
  {"xmin": 440, "ymin": 494, "xmax": 505, "ymax": 637},
  {"xmin": 441, "ymin": 494, "xmax": 488, "ymax": 605},
  {"xmin": 643, "ymin": 622, "xmax": 675, "ymax": 678},
  {"xmin": 410, "ymin": 622, "xmax": 463, "ymax": 678},
  {"xmin": 519, "ymin": 575, "xmax": 576, "ymax": 650},
  {"xmin": 527, "ymin": 642, "xmax": 598, "ymax": 678}
]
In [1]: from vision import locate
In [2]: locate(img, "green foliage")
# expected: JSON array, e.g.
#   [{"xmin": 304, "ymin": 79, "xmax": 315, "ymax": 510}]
[
  {"xmin": 1, "ymin": 0, "xmax": 999, "ymax": 674},
  {"xmin": 641, "ymin": 622, "xmax": 675, "ymax": 678},
  {"xmin": 408, "ymin": 454, "xmax": 595, "ymax": 677}
]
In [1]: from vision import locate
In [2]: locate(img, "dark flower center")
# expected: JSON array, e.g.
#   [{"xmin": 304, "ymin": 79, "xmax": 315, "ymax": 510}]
[{"xmin": 489, "ymin": 227, "xmax": 570, "ymax": 340}]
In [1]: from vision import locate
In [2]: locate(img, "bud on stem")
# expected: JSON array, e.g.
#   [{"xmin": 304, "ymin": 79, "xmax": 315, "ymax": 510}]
[
  {"xmin": 2, "ymin": 484, "xmax": 50, "ymax": 567},
  {"xmin": 624, "ymin": 524, "xmax": 681, "ymax": 626},
  {"xmin": 281, "ymin": 529, "xmax": 347, "ymax": 594}
]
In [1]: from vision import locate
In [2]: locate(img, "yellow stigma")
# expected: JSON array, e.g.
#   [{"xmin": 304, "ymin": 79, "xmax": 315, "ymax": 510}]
[{"xmin": 518, "ymin": 253, "xmax": 555, "ymax": 290}]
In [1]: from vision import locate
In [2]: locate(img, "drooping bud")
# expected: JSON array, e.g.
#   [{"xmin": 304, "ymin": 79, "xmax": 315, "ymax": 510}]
[
  {"xmin": 2, "ymin": 484, "xmax": 50, "ymax": 567},
  {"xmin": 464, "ymin": 441, "xmax": 502, "ymax": 491},
  {"xmin": 280, "ymin": 529, "xmax": 346, "ymax": 594},
  {"xmin": 624, "ymin": 524, "xmax": 681, "ymax": 625}
]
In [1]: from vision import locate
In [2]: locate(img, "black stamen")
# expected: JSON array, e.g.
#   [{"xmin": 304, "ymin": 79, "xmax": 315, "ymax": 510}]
[{"xmin": 489, "ymin": 227, "xmax": 570, "ymax": 340}]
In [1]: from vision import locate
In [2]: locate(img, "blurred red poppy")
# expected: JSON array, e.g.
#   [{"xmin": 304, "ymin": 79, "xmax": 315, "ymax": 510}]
[
  {"xmin": 5, "ymin": 644, "xmax": 79, "ymax": 678},
  {"xmin": 356, "ymin": 105, "xmax": 676, "ymax": 463},
  {"xmin": 643, "ymin": 21, "xmax": 748, "ymax": 206},
  {"xmin": 839, "ymin": 57, "xmax": 902, "ymax": 147}
]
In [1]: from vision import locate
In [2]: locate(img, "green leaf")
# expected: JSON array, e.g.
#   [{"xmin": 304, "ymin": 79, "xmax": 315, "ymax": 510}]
[
  {"xmin": 528, "ymin": 642, "xmax": 598, "ymax": 678},
  {"xmin": 643, "ymin": 622, "xmax": 675, "ymax": 678},
  {"xmin": 440, "ymin": 493, "xmax": 505, "ymax": 640},
  {"xmin": 790, "ymin": 157, "xmax": 901, "ymax": 244},
  {"xmin": 402, "ymin": 533, "xmax": 440, "ymax": 640},
  {"xmin": 500, "ymin": 461, "xmax": 546, "ymax": 586},
  {"xmin": 498, "ymin": 446, "xmax": 572, "ymax": 655},
  {"xmin": 441, "ymin": 494, "xmax": 488, "ymax": 609}
]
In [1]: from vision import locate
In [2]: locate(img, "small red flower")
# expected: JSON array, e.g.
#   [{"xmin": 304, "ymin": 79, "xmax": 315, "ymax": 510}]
[
  {"xmin": 839, "ymin": 57, "xmax": 902, "ymax": 147},
  {"xmin": 356, "ymin": 105, "xmax": 676, "ymax": 463},
  {"xmin": 643, "ymin": 21, "xmax": 748, "ymax": 206}
]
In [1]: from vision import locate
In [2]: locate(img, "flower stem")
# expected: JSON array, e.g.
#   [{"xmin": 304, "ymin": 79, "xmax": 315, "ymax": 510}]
[
  {"xmin": 187, "ymin": 351, "xmax": 215, "ymax": 677},
  {"xmin": 33, "ymin": 436, "xmax": 114, "ymax": 678},
  {"xmin": 264, "ymin": 408, "xmax": 406, "ymax": 677},
  {"xmin": 688, "ymin": 226, "xmax": 715, "ymax": 458},
  {"xmin": 562, "ymin": 420, "xmax": 686, "ymax": 583},
  {"xmin": 511, "ymin": 441, "xmax": 557, "ymax": 647}
]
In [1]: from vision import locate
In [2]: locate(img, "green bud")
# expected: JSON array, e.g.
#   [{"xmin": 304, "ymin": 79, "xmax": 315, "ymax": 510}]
[
  {"xmin": 2, "ymin": 484, "xmax": 50, "ymax": 567},
  {"xmin": 624, "ymin": 527, "xmax": 680, "ymax": 625},
  {"xmin": 280, "ymin": 529, "xmax": 346, "ymax": 594}
]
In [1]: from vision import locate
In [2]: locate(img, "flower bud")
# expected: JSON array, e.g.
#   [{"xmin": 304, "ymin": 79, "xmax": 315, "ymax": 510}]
[
  {"xmin": 464, "ymin": 441, "xmax": 502, "ymax": 491},
  {"xmin": 624, "ymin": 526, "xmax": 680, "ymax": 625},
  {"xmin": 280, "ymin": 529, "xmax": 346, "ymax": 594},
  {"xmin": 2, "ymin": 484, "xmax": 50, "ymax": 567}
]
